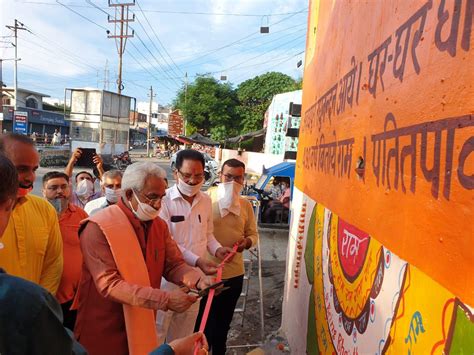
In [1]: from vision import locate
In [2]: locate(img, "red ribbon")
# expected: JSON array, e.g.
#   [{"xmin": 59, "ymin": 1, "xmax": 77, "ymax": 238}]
[{"xmin": 193, "ymin": 244, "xmax": 238, "ymax": 354}]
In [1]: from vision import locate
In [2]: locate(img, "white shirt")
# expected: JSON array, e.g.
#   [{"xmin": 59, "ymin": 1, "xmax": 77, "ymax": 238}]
[
  {"xmin": 160, "ymin": 184, "xmax": 221, "ymax": 266},
  {"xmin": 84, "ymin": 196, "xmax": 109, "ymax": 216}
]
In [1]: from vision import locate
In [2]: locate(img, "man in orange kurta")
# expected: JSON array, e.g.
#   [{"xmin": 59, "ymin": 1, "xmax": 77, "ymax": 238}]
[
  {"xmin": 42, "ymin": 171, "xmax": 88, "ymax": 331},
  {"xmin": 75, "ymin": 162, "xmax": 213, "ymax": 355}
]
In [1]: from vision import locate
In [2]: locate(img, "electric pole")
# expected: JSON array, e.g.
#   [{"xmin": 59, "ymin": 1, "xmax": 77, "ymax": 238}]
[
  {"xmin": 147, "ymin": 86, "xmax": 155, "ymax": 157},
  {"xmin": 6, "ymin": 19, "xmax": 28, "ymax": 110},
  {"xmin": 107, "ymin": 1, "xmax": 135, "ymax": 95}
]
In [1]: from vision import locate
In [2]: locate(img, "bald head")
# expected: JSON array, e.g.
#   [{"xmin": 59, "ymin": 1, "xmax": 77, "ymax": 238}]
[{"xmin": 0, "ymin": 133, "xmax": 39, "ymax": 190}]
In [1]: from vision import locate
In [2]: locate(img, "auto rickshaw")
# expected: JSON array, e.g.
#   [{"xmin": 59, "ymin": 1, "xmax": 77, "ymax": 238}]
[{"xmin": 244, "ymin": 161, "xmax": 295, "ymax": 227}]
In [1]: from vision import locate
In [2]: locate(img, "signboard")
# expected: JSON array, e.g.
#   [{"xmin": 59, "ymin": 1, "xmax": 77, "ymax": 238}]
[
  {"xmin": 281, "ymin": 1, "xmax": 474, "ymax": 354},
  {"xmin": 264, "ymin": 90, "xmax": 302, "ymax": 156},
  {"xmin": 2, "ymin": 107, "xmax": 68, "ymax": 127},
  {"xmin": 13, "ymin": 111, "xmax": 28, "ymax": 134}
]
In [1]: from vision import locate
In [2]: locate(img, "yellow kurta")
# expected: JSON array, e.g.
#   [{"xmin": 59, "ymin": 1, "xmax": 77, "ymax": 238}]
[
  {"xmin": 206, "ymin": 187, "xmax": 259, "ymax": 279},
  {"xmin": 0, "ymin": 194, "xmax": 63, "ymax": 294}
]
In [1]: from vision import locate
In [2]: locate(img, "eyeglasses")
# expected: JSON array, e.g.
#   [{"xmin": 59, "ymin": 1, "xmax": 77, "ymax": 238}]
[
  {"xmin": 177, "ymin": 170, "xmax": 205, "ymax": 182},
  {"xmin": 222, "ymin": 173, "xmax": 244, "ymax": 184},
  {"xmin": 134, "ymin": 190, "xmax": 163, "ymax": 206},
  {"xmin": 47, "ymin": 184, "xmax": 69, "ymax": 191}
]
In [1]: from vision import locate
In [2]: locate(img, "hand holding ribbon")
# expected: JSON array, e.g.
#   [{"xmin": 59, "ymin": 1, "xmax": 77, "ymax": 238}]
[{"xmin": 193, "ymin": 243, "xmax": 239, "ymax": 355}]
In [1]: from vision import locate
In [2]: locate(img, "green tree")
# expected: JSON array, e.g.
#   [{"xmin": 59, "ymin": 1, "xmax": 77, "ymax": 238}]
[
  {"xmin": 294, "ymin": 77, "xmax": 303, "ymax": 90},
  {"xmin": 174, "ymin": 76, "xmax": 239, "ymax": 141},
  {"xmin": 235, "ymin": 72, "xmax": 299, "ymax": 133}
]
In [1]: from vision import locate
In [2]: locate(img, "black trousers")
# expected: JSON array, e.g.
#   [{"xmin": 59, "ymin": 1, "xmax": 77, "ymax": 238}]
[
  {"xmin": 61, "ymin": 300, "xmax": 77, "ymax": 331},
  {"xmin": 194, "ymin": 275, "xmax": 244, "ymax": 355}
]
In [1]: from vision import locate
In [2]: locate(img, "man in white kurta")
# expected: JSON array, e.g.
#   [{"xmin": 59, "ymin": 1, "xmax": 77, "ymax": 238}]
[{"xmin": 156, "ymin": 149, "xmax": 231, "ymax": 344}]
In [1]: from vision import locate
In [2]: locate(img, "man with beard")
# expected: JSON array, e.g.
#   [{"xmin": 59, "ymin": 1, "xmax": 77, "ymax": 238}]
[
  {"xmin": 0, "ymin": 153, "xmax": 87, "ymax": 355},
  {"xmin": 42, "ymin": 171, "xmax": 88, "ymax": 330},
  {"xmin": 0, "ymin": 133, "xmax": 63, "ymax": 294},
  {"xmin": 65, "ymin": 148, "xmax": 104, "ymax": 209}
]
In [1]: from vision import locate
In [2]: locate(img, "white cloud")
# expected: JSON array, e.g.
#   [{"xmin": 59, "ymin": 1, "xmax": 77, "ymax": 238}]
[{"xmin": 0, "ymin": 0, "xmax": 307, "ymax": 105}]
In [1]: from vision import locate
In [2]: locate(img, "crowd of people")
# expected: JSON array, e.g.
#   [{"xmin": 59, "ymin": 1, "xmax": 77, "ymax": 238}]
[
  {"xmin": 30, "ymin": 128, "xmax": 67, "ymax": 146},
  {"xmin": 0, "ymin": 132, "xmax": 258, "ymax": 355}
]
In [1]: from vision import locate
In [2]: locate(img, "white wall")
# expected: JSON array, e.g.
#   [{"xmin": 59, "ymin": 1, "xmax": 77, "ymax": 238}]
[{"xmin": 215, "ymin": 148, "xmax": 284, "ymax": 175}]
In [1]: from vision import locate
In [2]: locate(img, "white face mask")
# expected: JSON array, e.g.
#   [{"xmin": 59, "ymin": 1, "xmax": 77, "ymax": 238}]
[
  {"xmin": 217, "ymin": 181, "xmax": 242, "ymax": 217},
  {"xmin": 76, "ymin": 179, "xmax": 94, "ymax": 200},
  {"xmin": 177, "ymin": 178, "xmax": 204, "ymax": 197},
  {"xmin": 48, "ymin": 197, "xmax": 68, "ymax": 215},
  {"xmin": 129, "ymin": 190, "xmax": 160, "ymax": 221},
  {"xmin": 105, "ymin": 187, "xmax": 121, "ymax": 204}
]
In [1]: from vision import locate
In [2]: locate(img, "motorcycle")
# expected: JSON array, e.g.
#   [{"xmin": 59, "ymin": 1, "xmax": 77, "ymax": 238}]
[
  {"xmin": 203, "ymin": 161, "xmax": 219, "ymax": 187},
  {"xmin": 113, "ymin": 151, "xmax": 132, "ymax": 170}
]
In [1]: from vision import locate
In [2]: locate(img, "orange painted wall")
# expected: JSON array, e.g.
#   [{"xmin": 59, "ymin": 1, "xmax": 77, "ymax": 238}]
[{"xmin": 297, "ymin": 0, "xmax": 473, "ymax": 305}]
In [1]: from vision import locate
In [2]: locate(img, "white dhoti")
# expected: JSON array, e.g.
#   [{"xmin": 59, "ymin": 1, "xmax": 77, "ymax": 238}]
[{"xmin": 156, "ymin": 278, "xmax": 200, "ymax": 345}]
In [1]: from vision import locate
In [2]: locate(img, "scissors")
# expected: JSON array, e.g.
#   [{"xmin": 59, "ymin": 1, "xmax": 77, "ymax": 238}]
[{"xmin": 188, "ymin": 281, "xmax": 229, "ymax": 297}]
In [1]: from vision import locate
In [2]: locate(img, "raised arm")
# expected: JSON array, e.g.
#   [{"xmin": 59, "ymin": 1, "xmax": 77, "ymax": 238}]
[{"xmin": 65, "ymin": 148, "xmax": 82, "ymax": 178}]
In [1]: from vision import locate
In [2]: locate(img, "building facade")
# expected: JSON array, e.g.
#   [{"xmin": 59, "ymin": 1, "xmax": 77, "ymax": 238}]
[{"xmin": 1, "ymin": 88, "xmax": 69, "ymax": 136}]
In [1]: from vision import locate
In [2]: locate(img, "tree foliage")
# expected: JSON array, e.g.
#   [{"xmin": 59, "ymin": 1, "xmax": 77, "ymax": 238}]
[
  {"xmin": 236, "ymin": 72, "xmax": 300, "ymax": 133},
  {"xmin": 174, "ymin": 76, "xmax": 239, "ymax": 141},
  {"xmin": 173, "ymin": 72, "xmax": 300, "ymax": 140}
]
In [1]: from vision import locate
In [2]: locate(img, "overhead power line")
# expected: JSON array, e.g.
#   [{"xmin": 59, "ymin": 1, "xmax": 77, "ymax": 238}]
[
  {"xmin": 20, "ymin": 63, "xmax": 97, "ymax": 81},
  {"xmin": 85, "ymin": 0, "xmax": 183, "ymax": 91},
  {"xmin": 134, "ymin": 0, "xmax": 184, "ymax": 77},
  {"xmin": 202, "ymin": 33, "xmax": 305, "ymax": 73},
  {"xmin": 173, "ymin": 8, "xmax": 307, "ymax": 67},
  {"xmin": 17, "ymin": 1, "xmax": 308, "ymax": 17},
  {"xmin": 18, "ymin": 36, "xmax": 97, "ymax": 73},
  {"xmin": 126, "ymin": 44, "xmax": 177, "ymax": 93},
  {"xmin": 232, "ymin": 50, "xmax": 305, "ymax": 83},
  {"xmin": 126, "ymin": 9, "xmax": 308, "ymax": 17},
  {"xmin": 174, "ymin": 25, "xmax": 307, "ymax": 72},
  {"xmin": 130, "ymin": 14, "xmax": 183, "ymax": 82},
  {"xmin": 130, "ymin": 32, "xmax": 183, "ymax": 87},
  {"xmin": 130, "ymin": 31, "xmax": 305, "ymax": 82},
  {"xmin": 156, "ymin": 31, "xmax": 305, "ymax": 81},
  {"xmin": 19, "ymin": 28, "xmax": 101, "ymax": 72},
  {"xmin": 55, "ymin": 0, "xmax": 109, "ymax": 31},
  {"xmin": 172, "ymin": 22, "xmax": 307, "ymax": 63},
  {"xmin": 107, "ymin": 0, "xmax": 135, "ymax": 95}
]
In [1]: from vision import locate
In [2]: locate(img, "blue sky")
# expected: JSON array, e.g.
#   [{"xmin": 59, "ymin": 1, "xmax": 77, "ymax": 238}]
[{"xmin": 1, "ymin": 0, "xmax": 308, "ymax": 109}]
